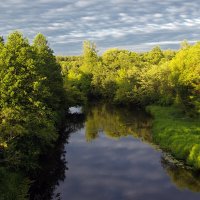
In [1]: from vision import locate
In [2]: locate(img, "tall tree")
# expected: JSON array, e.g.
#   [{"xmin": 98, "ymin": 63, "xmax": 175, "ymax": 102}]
[
  {"xmin": 170, "ymin": 42, "xmax": 200, "ymax": 113},
  {"xmin": 80, "ymin": 40, "xmax": 98, "ymax": 74},
  {"xmin": 0, "ymin": 32, "xmax": 59, "ymax": 169},
  {"xmin": 33, "ymin": 33, "xmax": 66, "ymax": 122}
]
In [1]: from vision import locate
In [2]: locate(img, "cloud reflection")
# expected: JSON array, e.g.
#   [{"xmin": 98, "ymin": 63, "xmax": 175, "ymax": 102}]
[{"xmin": 54, "ymin": 103, "xmax": 200, "ymax": 200}]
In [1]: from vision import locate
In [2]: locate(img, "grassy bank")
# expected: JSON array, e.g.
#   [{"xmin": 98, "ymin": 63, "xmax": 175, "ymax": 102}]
[{"xmin": 147, "ymin": 106, "xmax": 200, "ymax": 169}]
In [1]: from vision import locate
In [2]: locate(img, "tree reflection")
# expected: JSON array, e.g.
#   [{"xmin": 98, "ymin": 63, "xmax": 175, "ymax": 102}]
[
  {"xmin": 0, "ymin": 111, "xmax": 85, "ymax": 200},
  {"xmin": 161, "ymin": 156, "xmax": 200, "ymax": 192},
  {"xmin": 29, "ymin": 112, "xmax": 85, "ymax": 200},
  {"xmin": 29, "ymin": 135, "xmax": 68, "ymax": 200},
  {"xmin": 2, "ymin": 103, "xmax": 200, "ymax": 199},
  {"xmin": 84, "ymin": 103, "xmax": 200, "ymax": 193},
  {"xmin": 85, "ymin": 103, "xmax": 152, "ymax": 142}
]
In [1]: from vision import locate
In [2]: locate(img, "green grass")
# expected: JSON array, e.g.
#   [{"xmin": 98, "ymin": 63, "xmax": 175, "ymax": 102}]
[{"xmin": 147, "ymin": 105, "xmax": 200, "ymax": 169}]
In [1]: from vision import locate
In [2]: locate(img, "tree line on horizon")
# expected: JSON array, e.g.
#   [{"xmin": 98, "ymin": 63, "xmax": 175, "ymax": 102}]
[{"xmin": 58, "ymin": 40, "xmax": 200, "ymax": 116}]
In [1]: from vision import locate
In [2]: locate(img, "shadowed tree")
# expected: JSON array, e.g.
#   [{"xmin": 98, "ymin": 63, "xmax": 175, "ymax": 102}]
[{"xmin": 33, "ymin": 33, "xmax": 66, "ymax": 124}]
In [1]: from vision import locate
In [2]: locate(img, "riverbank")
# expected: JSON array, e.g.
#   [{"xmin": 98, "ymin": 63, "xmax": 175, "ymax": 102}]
[{"xmin": 147, "ymin": 106, "xmax": 200, "ymax": 169}]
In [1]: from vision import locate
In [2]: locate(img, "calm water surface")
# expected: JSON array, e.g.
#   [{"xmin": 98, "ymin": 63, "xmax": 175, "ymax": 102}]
[{"xmin": 32, "ymin": 103, "xmax": 200, "ymax": 200}]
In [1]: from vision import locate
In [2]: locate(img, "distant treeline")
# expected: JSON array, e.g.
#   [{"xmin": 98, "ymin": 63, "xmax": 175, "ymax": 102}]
[{"xmin": 58, "ymin": 40, "xmax": 200, "ymax": 115}]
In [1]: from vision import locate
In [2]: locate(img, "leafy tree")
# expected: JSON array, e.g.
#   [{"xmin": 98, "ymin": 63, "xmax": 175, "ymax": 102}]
[
  {"xmin": 33, "ymin": 33, "xmax": 66, "ymax": 122},
  {"xmin": 169, "ymin": 42, "xmax": 200, "ymax": 114},
  {"xmin": 162, "ymin": 49, "xmax": 176, "ymax": 62},
  {"xmin": 57, "ymin": 40, "xmax": 199, "ymax": 115},
  {"xmin": 80, "ymin": 40, "xmax": 98, "ymax": 74},
  {"xmin": 0, "ymin": 32, "xmax": 48, "ymax": 110},
  {"xmin": 0, "ymin": 31, "xmax": 65, "ymax": 169},
  {"xmin": 142, "ymin": 46, "xmax": 164, "ymax": 65},
  {"xmin": 180, "ymin": 39, "xmax": 190, "ymax": 49}
]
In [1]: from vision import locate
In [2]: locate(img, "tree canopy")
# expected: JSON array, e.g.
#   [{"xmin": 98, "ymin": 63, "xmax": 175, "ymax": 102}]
[
  {"xmin": 59, "ymin": 40, "xmax": 199, "ymax": 115},
  {"xmin": 0, "ymin": 31, "xmax": 66, "ymax": 170}
]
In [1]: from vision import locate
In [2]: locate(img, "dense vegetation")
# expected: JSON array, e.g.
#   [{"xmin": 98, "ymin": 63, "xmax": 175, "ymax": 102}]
[
  {"xmin": 0, "ymin": 31, "xmax": 199, "ymax": 198},
  {"xmin": 0, "ymin": 167, "xmax": 29, "ymax": 200},
  {"xmin": 148, "ymin": 106, "xmax": 200, "ymax": 168},
  {"xmin": 0, "ymin": 32, "xmax": 65, "ymax": 169},
  {"xmin": 58, "ymin": 40, "xmax": 199, "ymax": 116},
  {"xmin": 58, "ymin": 40, "xmax": 200, "ymax": 169},
  {"xmin": 0, "ymin": 32, "xmax": 66, "ymax": 198}
]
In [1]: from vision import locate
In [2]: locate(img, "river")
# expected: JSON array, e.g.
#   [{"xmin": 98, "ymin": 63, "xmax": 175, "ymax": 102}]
[{"xmin": 30, "ymin": 103, "xmax": 200, "ymax": 200}]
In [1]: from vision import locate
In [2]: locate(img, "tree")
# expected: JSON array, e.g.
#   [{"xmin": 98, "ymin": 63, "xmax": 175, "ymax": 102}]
[
  {"xmin": 0, "ymin": 31, "xmax": 38, "ymax": 109},
  {"xmin": 180, "ymin": 39, "xmax": 190, "ymax": 49},
  {"xmin": 0, "ymin": 31, "xmax": 64, "ymax": 169},
  {"xmin": 33, "ymin": 33, "xmax": 66, "ymax": 122},
  {"xmin": 80, "ymin": 40, "xmax": 98, "ymax": 74},
  {"xmin": 143, "ymin": 46, "xmax": 164, "ymax": 65},
  {"xmin": 170, "ymin": 42, "xmax": 200, "ymax": 114}
]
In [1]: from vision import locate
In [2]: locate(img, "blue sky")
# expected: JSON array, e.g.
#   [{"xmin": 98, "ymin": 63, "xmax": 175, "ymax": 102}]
[{"xmin": 0, "ymin": 0, "xmax": 200, "ymax": 55}]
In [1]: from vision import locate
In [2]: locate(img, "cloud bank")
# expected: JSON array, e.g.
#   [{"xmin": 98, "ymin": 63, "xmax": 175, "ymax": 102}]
[{"xmin": 0, "ymin": 0, "xmax": 200, "ymax": 54}]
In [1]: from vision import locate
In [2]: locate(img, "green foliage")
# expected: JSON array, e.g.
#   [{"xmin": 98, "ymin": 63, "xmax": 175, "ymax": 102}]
[
  {"xmin": 92, "ymin": 49, "xmax": 141, "ymax": 102},
  {"xmin": 148, "ymin": 106, "xmax": 200, "ymax": 169},
  {"xmin": 33, "ymin": 33, "xmax": 66, "ymax": 123},
  {"xmin": 0, "ymin": 31, "xmax": 65, "ymax": 170},
  {"xmin": 142, "ymin": 46, "xmax": 164, "ymax": 65},
  {"xmin": 59, "ymin": 40, "xmax": 200, "ymax": 116},
  {"xmin": 137, "ymin": 62, "xmax": 173, "ymax": 105},
  {"xmin": 162, "ymin": 49, "xmax": 176, "ymax": 62},
  {"xmin": 169, "ymin": 42, "xmax": 200, "ymax": 114},
  {"xmin": 0, "ymin": 36, "xmax": 4, "ymax": 43},
  {"xmin": 0, "ymin": 167, "xmax": 29, "ymax": 200},
  {"xmin": 59, "ymin": 41, "xmax": 100, "ymax": 105},
  {"xmin": 80, "ymin": 41, "xmax": 98, "ymax": 74},
  {"xmin": 0, "ymin": 36, "xmax": 4, "ymax": 51}
]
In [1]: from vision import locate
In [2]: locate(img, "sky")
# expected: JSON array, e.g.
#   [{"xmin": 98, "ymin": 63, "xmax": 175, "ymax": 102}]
[{"xmin": 0, "ymin": 0, "xmax": 200, "ymax": 55}]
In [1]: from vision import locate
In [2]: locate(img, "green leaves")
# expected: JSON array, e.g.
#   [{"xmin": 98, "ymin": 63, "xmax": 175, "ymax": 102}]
[
  {"xmin": 0, "ymin": 167, "xmax": 30, "ymax": 200},
  {"xmin": 0, "ymin": 31, "xmax": 65, "ymax": 170},
  {"xmin": 59, "ymin": 39, "xmax": 199, "ymax": 115},
  {"xmin": 169, "ymin": 42, "xmax": 200, "ymax": 114},
  {"xmin": 80, "ymin": 40, "xmax": 98, "ymax": 74}
]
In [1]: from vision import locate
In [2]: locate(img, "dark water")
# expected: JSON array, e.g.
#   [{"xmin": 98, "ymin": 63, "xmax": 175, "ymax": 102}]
[{"xmin": 31, "ymin": 103, "xmax": 200, "ymax": 200}]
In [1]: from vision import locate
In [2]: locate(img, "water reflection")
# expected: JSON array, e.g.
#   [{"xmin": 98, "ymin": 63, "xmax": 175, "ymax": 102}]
[
  {"xmin": 85, "ymin": 103, "xmax": 152, "ymax": 142},
  {"xmin": 27, "ymin": 103, "xmax": 200, "ymax": 199},
  {"xmin": 53, "ymin": 103, "xmax": 200, "ymax": 200},
  {"xmin": 29, "ymin": 112, "xmax": 85, "ymax": 200},
  {"xmin": 0, "ymin": 111, "xmax": 86, "ymax": 200},
  {"xmin": 161, "ymin": 156, "xmax": 200, "ymax": 192},
  {"xmin": 85, "ymin": 103, "xmax": 200, "ymax": 194}
]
